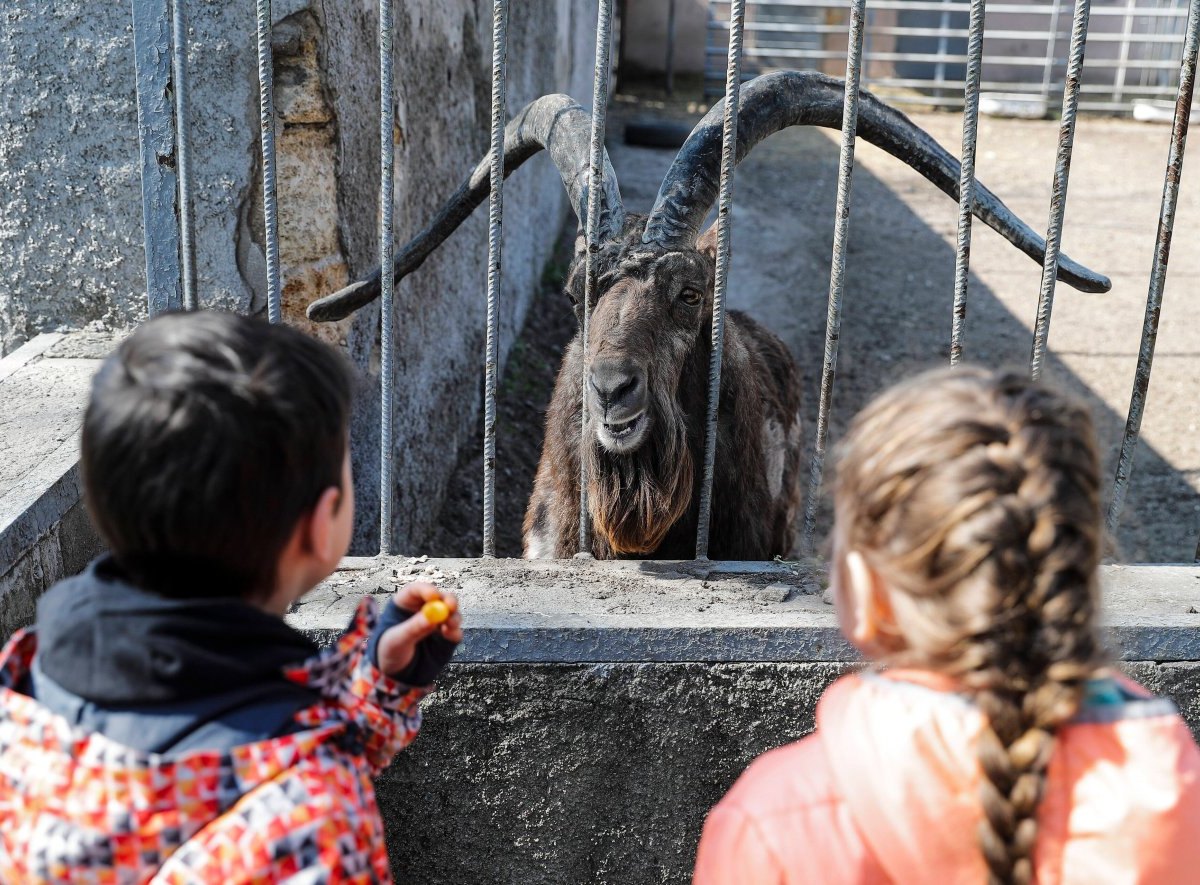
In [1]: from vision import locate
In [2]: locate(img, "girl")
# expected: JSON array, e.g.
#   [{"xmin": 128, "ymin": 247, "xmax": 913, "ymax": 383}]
[{"xmin": 694, "ymin": 367, "xmax": 1200, "ymax": 884}]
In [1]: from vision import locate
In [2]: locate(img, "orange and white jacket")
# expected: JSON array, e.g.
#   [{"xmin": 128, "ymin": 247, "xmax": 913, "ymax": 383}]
[{"xmin": 694, "ymin": 670, "xmax": 1200, "ymax": 884}]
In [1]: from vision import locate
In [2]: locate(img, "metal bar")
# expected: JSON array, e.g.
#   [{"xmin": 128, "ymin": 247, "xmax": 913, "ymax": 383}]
[
  {"xmin": 950, "ymin": 0, "xmax": 986, "ymax": 365},
  {"xmin": 580, "ymin": 0, "xmax": 614, "ymax": 555},
  {"xmin": 708, "ymin": 19, "xmax": 1190, "ymax": 42},
  {"xmin": 170, "ymin": 0, "xmax": 196, "ymax": 311},
  {"xmin": 935, "ymin": 0, "xmax": 952, "ymax": 100},
  {"xmin": 482, "ymin": 0, "xmax": 508, "ymax": 558},
  {"xmin": 131, "ymin": 0, "xmax": 183, "ymax": 316},
  {"xmin": 800, "ymin": 0, "xmax": 868, "ymax": 556},
  {"xmin": 379, "ymin": 0, "xmax": 396, "ymax": 555},
  {"xmin": 1113, "ymin": 0, "xmax": 1141, "ymax": 102},
  {"xmin": 695, "ymin": 0, "xmax": 746, "ymax": 561},
  {"xmin": 667, "ymin": 0, "xmax": 677, "ymax": 96},
  {"xmin": 1041, "ymin": 0, "xmax": 1065, "ymax": 104},
  {"xmin": 710, "ymin": 0, "xmax": 1187, "ymax": 15},
  {"xmin": 255, "ymin": 0, "xmax": 282, "ymax": 324},
  {"xmin": 1108, "ymin": 0, "xmax": 1198, "ymax": 534},
  {"xmin": 1029, "ymin": 0, "xmax": 1093, "ymax": 381}
]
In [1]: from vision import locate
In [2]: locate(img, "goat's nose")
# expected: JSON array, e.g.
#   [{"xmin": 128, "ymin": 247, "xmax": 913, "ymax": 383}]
[{"xmin": 589, "ymin": 360, "xmax": 644, "ymax": 415}]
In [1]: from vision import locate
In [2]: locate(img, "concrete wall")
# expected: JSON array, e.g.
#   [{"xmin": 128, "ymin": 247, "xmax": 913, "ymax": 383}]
[
  {"xmin": 620, "ymin": 0, "xmax": 707, "ymax": 78},
  {"xmin": 0, "ymin": 0, "xmax": 597, "ymax": 553}
]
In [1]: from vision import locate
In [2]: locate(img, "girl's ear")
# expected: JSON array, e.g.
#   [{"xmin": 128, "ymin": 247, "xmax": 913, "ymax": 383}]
[{"xmin": 843, "ymin": 551, "xmax": 896, "ymax": 649}]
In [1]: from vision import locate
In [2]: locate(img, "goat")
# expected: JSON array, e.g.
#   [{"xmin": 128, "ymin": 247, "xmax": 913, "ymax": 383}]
[{"xmin": 308, "ymin": 71, "xmax": 1111, "ymax": 560}]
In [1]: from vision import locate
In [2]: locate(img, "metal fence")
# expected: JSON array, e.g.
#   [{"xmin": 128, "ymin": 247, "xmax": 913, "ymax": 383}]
[
  {"xmin": 708, "ymin": 0, "xmax": 1194, "ymax": 115},
  {"xmin": 131, "ymin": 0, "xmax": 1198, "ymax": 561}
]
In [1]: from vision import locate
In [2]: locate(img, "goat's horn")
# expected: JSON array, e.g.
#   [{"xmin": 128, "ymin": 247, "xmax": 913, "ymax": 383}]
[
  {"xmin": 642, "ymin": 70, "xmax": 1111, "ymax": 294},
  {"xmin": 308, "ymin": 95, "xmax": 625, "ymax": 323}
]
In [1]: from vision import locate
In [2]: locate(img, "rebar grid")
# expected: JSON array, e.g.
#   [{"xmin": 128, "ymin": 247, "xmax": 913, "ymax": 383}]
[
  {"xmin": 695, "ymin": 0, "xmax": 747, "ymax": 560},
  {"xmin": 255, "ymin": 0, "xmax": 281, "ymax": 325},
  {"xmin": 483, "ymin": 0, "xmax": 509, "ymax": 558},
  {"xmin": 579, "ymin": 0, "xmax": 615, "ymax": 555},
  {"xmin": 800, "ymin": 0, "xmax": 869, "ymax": 556},
  {"xmin": 379, "ymin": 0, "xmax": 396, "ymax": 555},
  {"xmin": 170, "ymin": 0, "xmax": 196, "ymax": 312},
  {"xmin": 1030, "ymin": 0, "xmax": 1094, "ymax": 380},
  {"xmin": 1108, "ymin": 0, "xmax": 1199, "ymax": 533},
  {"xmin": 950, "ymin": 0, "xmax": 987, "ymax": 364}
]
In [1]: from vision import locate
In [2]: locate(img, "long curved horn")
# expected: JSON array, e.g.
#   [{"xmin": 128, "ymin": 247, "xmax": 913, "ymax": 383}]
[
  {"xmin": 643, "ymin": 70, "xmax": 1110, "ymax": 294},
  {"xmin": 308, "ymin": 95, "xmax": 625, "ymax": 322}
]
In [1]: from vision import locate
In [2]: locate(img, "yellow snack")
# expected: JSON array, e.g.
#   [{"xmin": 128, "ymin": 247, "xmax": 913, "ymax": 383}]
[{"xmin": 421, "ymin": 599, "xmax": 450, "ymax": 626}]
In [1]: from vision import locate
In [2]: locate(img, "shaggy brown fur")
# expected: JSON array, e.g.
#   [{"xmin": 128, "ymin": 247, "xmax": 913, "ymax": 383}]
[{"xmin": 523, "ymin": 216, "xmax": 803, "ymax": 560}]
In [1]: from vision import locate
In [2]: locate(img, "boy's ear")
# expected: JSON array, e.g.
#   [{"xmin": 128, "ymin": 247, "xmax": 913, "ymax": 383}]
[{"xmin": 305, "ymin": 484, "xmax": 345, "ymax": 564}]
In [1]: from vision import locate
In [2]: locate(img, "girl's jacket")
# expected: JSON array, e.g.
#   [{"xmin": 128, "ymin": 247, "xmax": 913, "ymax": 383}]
[
  {"xmin": 694, "ymin": 670, "xmax": 1200, "ymax": 885},
  {"xmin": 0, "ymin": 597, "xmax": 423, "ymax": 884}
]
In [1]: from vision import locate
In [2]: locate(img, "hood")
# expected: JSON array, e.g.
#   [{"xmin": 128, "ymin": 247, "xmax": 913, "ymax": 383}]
[
  {"xmin": 818, "ymin": 671, "xmax": 1200, "ymax": 884},
  {"xmin": 35, "ymin": 555, "xmax": 317, "ymax": 705}
]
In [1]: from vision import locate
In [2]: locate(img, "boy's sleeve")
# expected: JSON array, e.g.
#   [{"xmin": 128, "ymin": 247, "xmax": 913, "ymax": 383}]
[{"xmin": 285, "ymin": 598, "xmax": 428, "ymax": 774}]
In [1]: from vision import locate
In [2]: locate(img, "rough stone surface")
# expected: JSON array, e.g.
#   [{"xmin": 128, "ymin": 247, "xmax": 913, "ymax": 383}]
[{"xmin": 0, "ymin": 0, "xmax": 597, "ymax": 554}]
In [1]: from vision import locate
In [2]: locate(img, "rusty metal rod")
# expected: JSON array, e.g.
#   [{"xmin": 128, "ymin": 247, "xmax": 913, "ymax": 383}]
[
  {"xmin": 695, "ymin": 0, "xmax": 746, "ymax": 560},
  {"xmin": 950, "ymin": 0, "xmax": 986, "ymax": 364},
  {"xmin": 800, "ymin": 0, "xmax": 868, "ymax": 556},
  {"xmin": 379, "ymin": 0, "xmax": 396, "ymax": 554},
  {"xmin": 1029, "ymin": 0, "xmax": 1093, "ymax": 380},
  {"xmin": 483, "ymin": 0, "xmax": 508, "ymax": 558},
  {"xmin": 255, "ymin": 0, "xmax": 281, "ymax": 324},
  {"xmin": 580, "ymin": 0, "xmax": 614, "ymax": 555},
  {"xmin": 1108, "ymin": 0, "xmax": 1198, "ymax": 535},
  {"xmin": 170, "ymin": 0, "xmax": 196, "ymax": 311}
]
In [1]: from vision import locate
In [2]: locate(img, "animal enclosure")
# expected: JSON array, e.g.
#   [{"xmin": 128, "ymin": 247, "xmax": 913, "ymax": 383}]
[{"xmin": 130, "ymin": 0, "xmax": 1199, "ymax": 562}]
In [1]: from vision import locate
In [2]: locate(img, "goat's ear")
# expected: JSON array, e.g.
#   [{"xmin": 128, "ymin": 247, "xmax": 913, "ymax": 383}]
[
  {"xmin": 697, "ymin": 223, "xmax": 720, "ymax": 260},
  {"xmin": 573, "ymin": 230, "xmax": 587, "ymax": 258}
]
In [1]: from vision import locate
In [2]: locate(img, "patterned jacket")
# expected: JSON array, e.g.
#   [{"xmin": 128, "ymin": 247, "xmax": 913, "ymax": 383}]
[{"xmin": 0, "ymin": 599, "xmax": 423, "ymax": 884}]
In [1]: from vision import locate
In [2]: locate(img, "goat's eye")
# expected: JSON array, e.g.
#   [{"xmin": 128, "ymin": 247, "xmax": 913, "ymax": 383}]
[{"xmin": 680, "ymin": 287, "xmax": 703, "ymax": 306}]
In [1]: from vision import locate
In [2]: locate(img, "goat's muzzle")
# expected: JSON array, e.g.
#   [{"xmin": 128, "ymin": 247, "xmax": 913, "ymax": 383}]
[{"xmin": 589, "ymin": 358, "xmax": 650, "ymax": 453}]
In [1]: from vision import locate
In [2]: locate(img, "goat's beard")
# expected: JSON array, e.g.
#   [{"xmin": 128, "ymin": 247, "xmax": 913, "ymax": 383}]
[{"xmin": 586, "ymin": 390, "xmax": 694, "ymax": 556}]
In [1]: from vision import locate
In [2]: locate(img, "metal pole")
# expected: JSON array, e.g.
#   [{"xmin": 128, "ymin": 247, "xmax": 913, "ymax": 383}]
[
  {"xmin": 131, "ymin": 0, "xmax": 183, "ymax": 316},
  {"xmin": 800, "ymin": 0, "xmax": 868, "ymax": 556},
  {"xmin": 1041, "ymin": 0, "xmax": 1065, "ymax": 105},
  {"xmin": 1108, "ymin": 0, "xmax": 1198, "ymax": 533},
  {"xmin": 170, "ymin": 0, "xmax": 197, "ymax": 311},
  {"xmin": 580, "ymin": 0, "xmax": 615, "ymax": 555},
  {"xmin": 950, "ymin": 0, "xmax": 986, "ymax": 364},
  {"xmin": 482, "ymin": 0, "xmax": 509, "ymax": 558},
  {"xmin": 695, "ymin": 0, "xmax": 746, "ymax": 560},
  {"xmin": 935, "ymin": 0, "xmax": 952, "ymax": 98},
  {"xmin": 255, "ymin": 0, "xmax": 282, "ymax": 324},
  {"xmin": 1029, "ymin": 0, "xmax": 1093, "ymax": 380},
  {"xmin": 1113, "ymin": 0, "xmax": 1140, "ymax": 104},
  {"xmin": 379, "ymin": 0, "xmax": 396, "ymax": 554}
]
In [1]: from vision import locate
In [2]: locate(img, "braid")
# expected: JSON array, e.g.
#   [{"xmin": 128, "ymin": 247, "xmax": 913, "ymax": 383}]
[{"xmin": 835, "ymin": 367, "xmax": 1106, "ymax": 884}]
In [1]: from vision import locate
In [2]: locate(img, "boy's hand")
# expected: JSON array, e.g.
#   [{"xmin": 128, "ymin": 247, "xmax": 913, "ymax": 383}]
[{"xmin": 375, "ymin": 582, "xmax": 463, "ymax": 679}]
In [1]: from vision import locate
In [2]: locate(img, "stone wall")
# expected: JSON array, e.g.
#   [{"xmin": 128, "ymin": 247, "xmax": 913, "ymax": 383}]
[{"xmin": 0, "ymin": 0, "xmax": 597, "ymax": 553}]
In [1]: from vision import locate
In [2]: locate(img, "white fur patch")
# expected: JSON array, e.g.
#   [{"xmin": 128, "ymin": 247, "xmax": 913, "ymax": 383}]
[
  {"xmin": 524, "ymin": 529, "xmax": 553, "ymax": 559},
  {"xmin": 788, "ymin": 410, "xmax": 803, "ymax": 448},
  {"xmin": 764, "ymin": 418, "xmax": 786, "ymax": 500}
]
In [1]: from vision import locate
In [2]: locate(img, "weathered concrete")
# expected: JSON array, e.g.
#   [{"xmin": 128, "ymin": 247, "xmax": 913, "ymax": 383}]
[
  {"xmin": 0, "ymin": 334, "xmax": 107, "ymax": 637},
  {"xmin": 287, "ymin": 557, "xmax": 1200, "ymax": 884},
  {"xmin": 0, "ymin": 0, "xmax": 598, "ymax": 554}
]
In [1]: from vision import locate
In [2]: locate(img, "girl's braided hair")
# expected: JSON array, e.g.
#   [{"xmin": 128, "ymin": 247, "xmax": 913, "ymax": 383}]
[{"xmin": 834, "ymin": 366, "xmax": 1107, "ymax": 884}]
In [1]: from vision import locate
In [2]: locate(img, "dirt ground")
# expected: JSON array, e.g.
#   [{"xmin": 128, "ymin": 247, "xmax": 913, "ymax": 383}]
[{"xmin": 430, "ymin": 83, "xmax": 1200, "ymax": 563}]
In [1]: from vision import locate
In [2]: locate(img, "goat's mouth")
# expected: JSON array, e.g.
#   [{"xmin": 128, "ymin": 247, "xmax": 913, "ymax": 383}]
[{"xmin": 596, "ymin": 411, "xmax": 649, "ymax": 453}]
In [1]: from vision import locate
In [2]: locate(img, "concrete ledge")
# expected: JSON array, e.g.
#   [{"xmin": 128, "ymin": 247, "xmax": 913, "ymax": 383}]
[
  {"xmin": 292, "ymin": 557, "xmax": 1200, "ymax": 663},
  {"xmin": 0, "ymin": 332, "xmax": 110, "ymax": 635}
]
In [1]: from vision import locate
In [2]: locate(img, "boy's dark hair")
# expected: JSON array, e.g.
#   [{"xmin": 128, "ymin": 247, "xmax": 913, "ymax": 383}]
[{"xmin": 81, "ymin": 311, "xmax": 353, "ymax": 599}]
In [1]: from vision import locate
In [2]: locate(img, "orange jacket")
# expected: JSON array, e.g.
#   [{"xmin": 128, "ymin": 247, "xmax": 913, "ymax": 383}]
[
  {"xmin": 694, "ymin": 670, "xmax": 1200, "ymax": 884},
  {"xmin": 0, "ymin": 599, "xmax": 423, "ymax": 884}
]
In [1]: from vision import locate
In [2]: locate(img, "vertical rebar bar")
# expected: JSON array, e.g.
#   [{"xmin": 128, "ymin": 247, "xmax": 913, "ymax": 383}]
[
  {"xmin": 1108, "ymin": 0, "xmax": 1198, "ymax": 534},
  {"xmin": 1029, "ymin": 0, "xmax": 1093, "ymax": 381},
  {"xmin": 482, "ymin": 0, "xmax": 509, "ymax": 558},
  {"xmin": 800, "ymin": 0, "xmax": 868, "ymax": 557},
  {"xmin": 170, "ymin": 0, "xmax": 196, "ymax": 311},
  {"xmin": 580, "ymin": 0, "xmax": 614, "ymax": 555},
  {"xmin": 379, "ymin": 0, "xmax": 396, "ymax": 555},
  {"xmin": 695, "ymin": 0, "xmax": 746, "ymax": 561},
  {"xmin": 950, "ymin": 0, "xmax": 986, "ymax": 364},
  {"xmin": 255, "ymin": 0, "xmax": 282, "ymax": 325}
]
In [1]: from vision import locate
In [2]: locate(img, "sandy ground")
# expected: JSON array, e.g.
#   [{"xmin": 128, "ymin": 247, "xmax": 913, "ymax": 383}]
[{"xmin": 431, "ymin": 90, "xmax": 1200, "ymax": 563}]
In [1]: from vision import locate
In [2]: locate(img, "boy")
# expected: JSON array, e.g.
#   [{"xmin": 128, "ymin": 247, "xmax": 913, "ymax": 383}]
[{"xmin": 0, "ymin": 311, "xmax": 460, "ymax": 882}]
